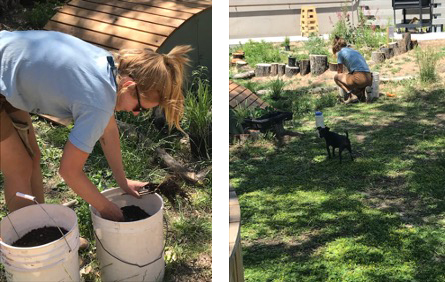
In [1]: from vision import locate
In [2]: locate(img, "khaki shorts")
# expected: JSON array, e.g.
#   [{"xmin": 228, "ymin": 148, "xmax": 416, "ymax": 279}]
[
  {"xmin": 0, "ymin": 94, "xmax": 34, "ymax": 157},
  {"xmin": 344, "ymin": 72, "xmax": 373, "ymax": 90}
]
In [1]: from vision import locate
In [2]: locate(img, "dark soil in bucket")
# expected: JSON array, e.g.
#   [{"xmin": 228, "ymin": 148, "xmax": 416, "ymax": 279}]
[
  {"xmin": 12, "ymin": 226, "xmax": 68, "ymax": 247},
  {"xmin": 121, "ymin": 205, "xmax": 150, "ymax": 222}
]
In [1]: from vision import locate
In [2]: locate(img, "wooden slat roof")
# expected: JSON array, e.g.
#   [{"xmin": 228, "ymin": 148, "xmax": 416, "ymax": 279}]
[
  {"xmin": 44, "ymin": 0, "xmax": 211, "ymax": 51},
  {"xmin": 229, "ymin": 80, "xmax": 269, "ymax": 110}
]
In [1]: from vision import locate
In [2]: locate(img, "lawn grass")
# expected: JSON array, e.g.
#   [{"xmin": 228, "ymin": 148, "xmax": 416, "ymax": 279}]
[{"xmin": 230, "ymin": 82, "xmax": 445, "ymax": 281}]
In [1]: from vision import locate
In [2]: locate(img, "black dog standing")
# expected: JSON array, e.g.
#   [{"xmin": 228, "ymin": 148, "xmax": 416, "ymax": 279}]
[{"xmin": 317, "ymin": 126, "xmax": 354, "ymax": 163}]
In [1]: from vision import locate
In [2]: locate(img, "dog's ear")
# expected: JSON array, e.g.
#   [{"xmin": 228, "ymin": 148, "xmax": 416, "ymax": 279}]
[{"xmin": 325, "ymin": 126, "xmax": 330, "ymax": 131}]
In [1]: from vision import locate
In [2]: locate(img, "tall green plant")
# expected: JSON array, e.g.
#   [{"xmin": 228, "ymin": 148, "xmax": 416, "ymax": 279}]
[
  {"xmin": 241, "ymin": 40, "xmax": 286, "ymax": 65},
  {"xmin": 268, "ymin": 78, "xmax": 288, "ymax": 100},
  {"xmin": 183, "ymin": 66, "xmax": 212, "ymax": 158},
  {"xmin": 304, "ymin": 35, "xmax": 330, "ymax": 56},
  {"xmin": 415, "ymin": 47, "xmax": 442, "ymax": 84}
]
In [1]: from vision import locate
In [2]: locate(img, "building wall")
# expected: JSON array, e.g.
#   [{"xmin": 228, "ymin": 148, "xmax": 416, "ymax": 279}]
[{"xmin": 229, "ymin": 0, "xmax": 360, "ymax": 39}]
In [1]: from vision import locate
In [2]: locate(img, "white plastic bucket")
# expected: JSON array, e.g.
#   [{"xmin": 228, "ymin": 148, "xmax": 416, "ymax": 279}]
[
  {"xmin": 0, "ymin": 204, "xmax": 80, "ymax": 282},
  {"xmin": 370, "ymin": 72, "xmax": 380, "ymax": 100},
  {"xmin": 90, "ymin": 188, "xmax": 165, "ymax": 282}
]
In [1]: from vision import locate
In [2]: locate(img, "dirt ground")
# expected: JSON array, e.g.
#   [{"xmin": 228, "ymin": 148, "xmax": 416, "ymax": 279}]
[{"xmin": 234, "ymin": 39, "xmax": 445, "ymax": 92}]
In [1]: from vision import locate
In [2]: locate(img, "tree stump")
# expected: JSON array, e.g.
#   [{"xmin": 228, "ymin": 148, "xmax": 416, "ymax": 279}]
[
  {"xmin": 388, "ymin": 42, "xmax": 399, "ymax": 56},
  {"xmin": 309, "ymin": 55, "xmax": 328, "ymax": 76},
  {"xmin": 278, "ymin": 64, "xmax": 286, "ymax": 76},
  {"xmin": 371, "ymin": 51, "xmax": 385, "ymax": 63},
  {"xmin": 233, "ymin": 71, "xmax": 255, "ymax": 79},
  {"xmin": 285, "ymin": 65, "xmax": 299, "ymax": 77},
  {"xmin": 271, "ymin": 63, "xmax": 279, "ymax": 76},
  {"xmin": 402, "ymin": 32, "xmax": 412, "ymax": 51},
  {"xmin": 299, "ymin": 59, "xmax": 310, "ymax": 75},
  {"xmin": 380, "ymin": 47, "xmax": 391, "ymax": 59},
  {"xmin": 255, "ymin": 64, "xmax": 271, "ymax": 77},
  {"xmin": 235, "ymin": 60, "xmax": 247, "ymax": 69}
]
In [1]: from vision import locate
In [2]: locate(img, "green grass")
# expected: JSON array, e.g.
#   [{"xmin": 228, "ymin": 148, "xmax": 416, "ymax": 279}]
[{"xmin": 230, "ymin": 83, "xmax": 445, "ymax": 281}]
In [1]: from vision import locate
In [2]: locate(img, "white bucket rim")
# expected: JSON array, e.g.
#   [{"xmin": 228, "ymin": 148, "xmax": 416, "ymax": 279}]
[
  {"xmin": 90, "ymin": 188, "xmax": 164, "ymax": 224},
  {"xmin": 0, "ymin": 204, "xmax": 78, "ymax": 251}
]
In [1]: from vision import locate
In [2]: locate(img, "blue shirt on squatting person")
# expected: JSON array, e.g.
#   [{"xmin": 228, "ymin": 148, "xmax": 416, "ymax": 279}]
[
  {"xmin": 332, "ymin": 37, "xmax": 372, "ymax": 103},
  {"xmin": 337, "ymin": 47, "xmax": 370, "ymax": 74},
  {"xmin": 0, "ymin": 30, "xmax": 191, "ymax": 221}
]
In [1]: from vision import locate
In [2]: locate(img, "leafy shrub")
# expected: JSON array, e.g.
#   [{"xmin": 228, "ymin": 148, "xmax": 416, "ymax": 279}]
[
  {"xmin": 241, "ymin": 40, "xmax": 286, "ymax": 65},
  {"xmin": 282, "ymin": 36, "xmax": 290, "ymax": 47},
  {"xmin": 414, "ymin": 47, "xmax": 442, "ymax": 84},
  {"xmin": 26, "ymin": 0, "xmax": 61, "ymax": 29},
  {"xmin": 304, "ymin": 35, "xmax": 330, "ymax": 56},
  {"xmin": 315, "ymin": 92, "xmax": 338, "ymax": 110}
]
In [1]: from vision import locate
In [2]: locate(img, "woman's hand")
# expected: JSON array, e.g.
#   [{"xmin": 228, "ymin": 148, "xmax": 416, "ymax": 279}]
[
  {"xmin": 98, "ymin": 201, "xmax": 124, "ymax": 222},
  {"xmin": 120, "ymin": 179, "xmax": 149, "ymax": 198}
]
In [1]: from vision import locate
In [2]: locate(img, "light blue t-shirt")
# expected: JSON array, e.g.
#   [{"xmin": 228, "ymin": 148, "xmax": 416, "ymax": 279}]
[
  {"xmin": 0, "ymin": 30, "xmax": 117, "ymax": 153},
  {"xmin": 337, "ymin": 47, "xmax": 370, "ymax": 73}
]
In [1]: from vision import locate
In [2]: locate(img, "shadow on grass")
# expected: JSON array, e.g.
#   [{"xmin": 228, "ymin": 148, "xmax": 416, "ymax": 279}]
[{"xmin": 230, "ymin": 87, "xmax": 445, "ymax": 281}]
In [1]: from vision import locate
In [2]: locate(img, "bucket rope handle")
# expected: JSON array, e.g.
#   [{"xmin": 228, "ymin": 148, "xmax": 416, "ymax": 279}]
[{"xmin": 94, "ymin": 216, "xmax": 169, "ymax": 268}]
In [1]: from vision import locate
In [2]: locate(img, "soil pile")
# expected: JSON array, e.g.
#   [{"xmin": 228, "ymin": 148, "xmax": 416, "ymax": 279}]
[
  {"xmin": 12, "ymin": 226, "xmax": 68, "ymax": 247},
  {"xmin": 144, "ymin": 178, "xmax": 189, "ymax": 206}
]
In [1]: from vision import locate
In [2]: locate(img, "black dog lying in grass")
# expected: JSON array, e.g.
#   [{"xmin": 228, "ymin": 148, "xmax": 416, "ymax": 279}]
[{"xmin": 317, "ymin": 126, "xmax": 354, "ymax": 163}]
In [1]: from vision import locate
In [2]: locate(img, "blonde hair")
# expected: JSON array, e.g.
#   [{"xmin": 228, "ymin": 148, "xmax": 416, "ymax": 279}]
[
  {"xmin": 114, "ymin": 45, "xmax": 192, "ymax": 130},
  {"xmin": 332, "ymin": 36, "xmax": 347, "ymax": 54}
]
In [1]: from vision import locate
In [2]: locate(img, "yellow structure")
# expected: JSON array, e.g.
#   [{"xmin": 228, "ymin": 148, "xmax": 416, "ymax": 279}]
[{"xmin": 300, "ymin": 6, "xmax": 319, "ymax": 37}]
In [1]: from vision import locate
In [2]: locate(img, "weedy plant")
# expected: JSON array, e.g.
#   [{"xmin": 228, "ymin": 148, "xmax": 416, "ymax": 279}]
[
  {"xmin": 267, "ymin": 78, "xmax": 288, "ymax": 100},
  {"xmin": 305, "ymin": 35, "xmax": 330, "ymax": 56},
  {"xmin": 183, "ymin": 66, "xmax": 212, "ymax": 159},
  {"xmin": 240, "ymin": 40, "xmax": 286, "ymax": 65},
  {"xmin": 414, "ymin": 46, "xmax": 442, "ymax": 84}
]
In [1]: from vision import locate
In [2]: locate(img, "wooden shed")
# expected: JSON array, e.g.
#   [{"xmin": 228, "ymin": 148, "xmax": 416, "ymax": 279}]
[
  {"xmin": 44, "ymin": 0, "xmax": 212, "ymax": 76},
  {"xmin": 229, "ymin": 80, "xmax": 269, "ymax": 109}
]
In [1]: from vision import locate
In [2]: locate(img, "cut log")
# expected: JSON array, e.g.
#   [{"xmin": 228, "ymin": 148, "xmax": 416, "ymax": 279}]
[
  {"xmin": 236, "ymin": 60, "xmax": 247, "ymax": 69},
  {"xmin": 155, "ymin": 147, "xmax": 203, "ymax": 184},
  {"xmin": 388, "ymin": 42, "xmax": 399, "ymax": 56},
  {"xmin": 299, "ymin": 59, "xmax": 310, "ymax": 75},
  {"xmin": 255, "ymin": 63, "xmax": 271, "ymax": 77},
  {"xmin": 328, "ymin": 62, "xmax": 338, "ymax": 72},
  {"xmin": 402, "ymin": 32, "xmax": 412, "ymax": 51},
  {"xmin": 232, "ymin": 51, "xmax": 245, "ymax": 59},
  {"xmin": 285, "ymin": 65, "xmax": 299, "ymax": 77},
  {"xmin": 271, "ymin": 63, "xmax": 279, "ymax": 76},
  {"xmin": 278, "ymin": 64, "xmax": 286, "ymax": 76},
  {"xmin": 380, "ymin": 47, "xmax": 391, "ymax": 59},
  {"xmin": 233, "ymin": 70, "xmax": 255, "ymax": 79},
  {"xmin": 309, "ymin": 55, "xmax": 328, "ymax": 76},
  {"xmin": 371, "ymin": 51, "xmax": 385, "ymax": 63}
]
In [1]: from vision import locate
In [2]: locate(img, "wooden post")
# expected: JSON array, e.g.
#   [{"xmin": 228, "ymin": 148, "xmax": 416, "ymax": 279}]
[
  {"xmin": 255, "ymin": 64, "xmax": 271, "ymax": 77},
  {"xmin": 309, "ymin": 55, "xmax": 327, "ymax": 76},
  {"xmin": 285, "ymin": 65, "xmax": 299, "ymax": 77},
  {"xmin": 371, "ymin": 51, "xmax": 385, "ymax": 63},
  {"xmin": 299, "ymin": 59, "xmax": 310, "ymax": 75},
  {"xmin": 271, "ymin": 63, "xmax": 279, "ymax": 76},
  {"xmin": 278, "ymin": 64, "xmax": 286, "ymax": 76}
]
